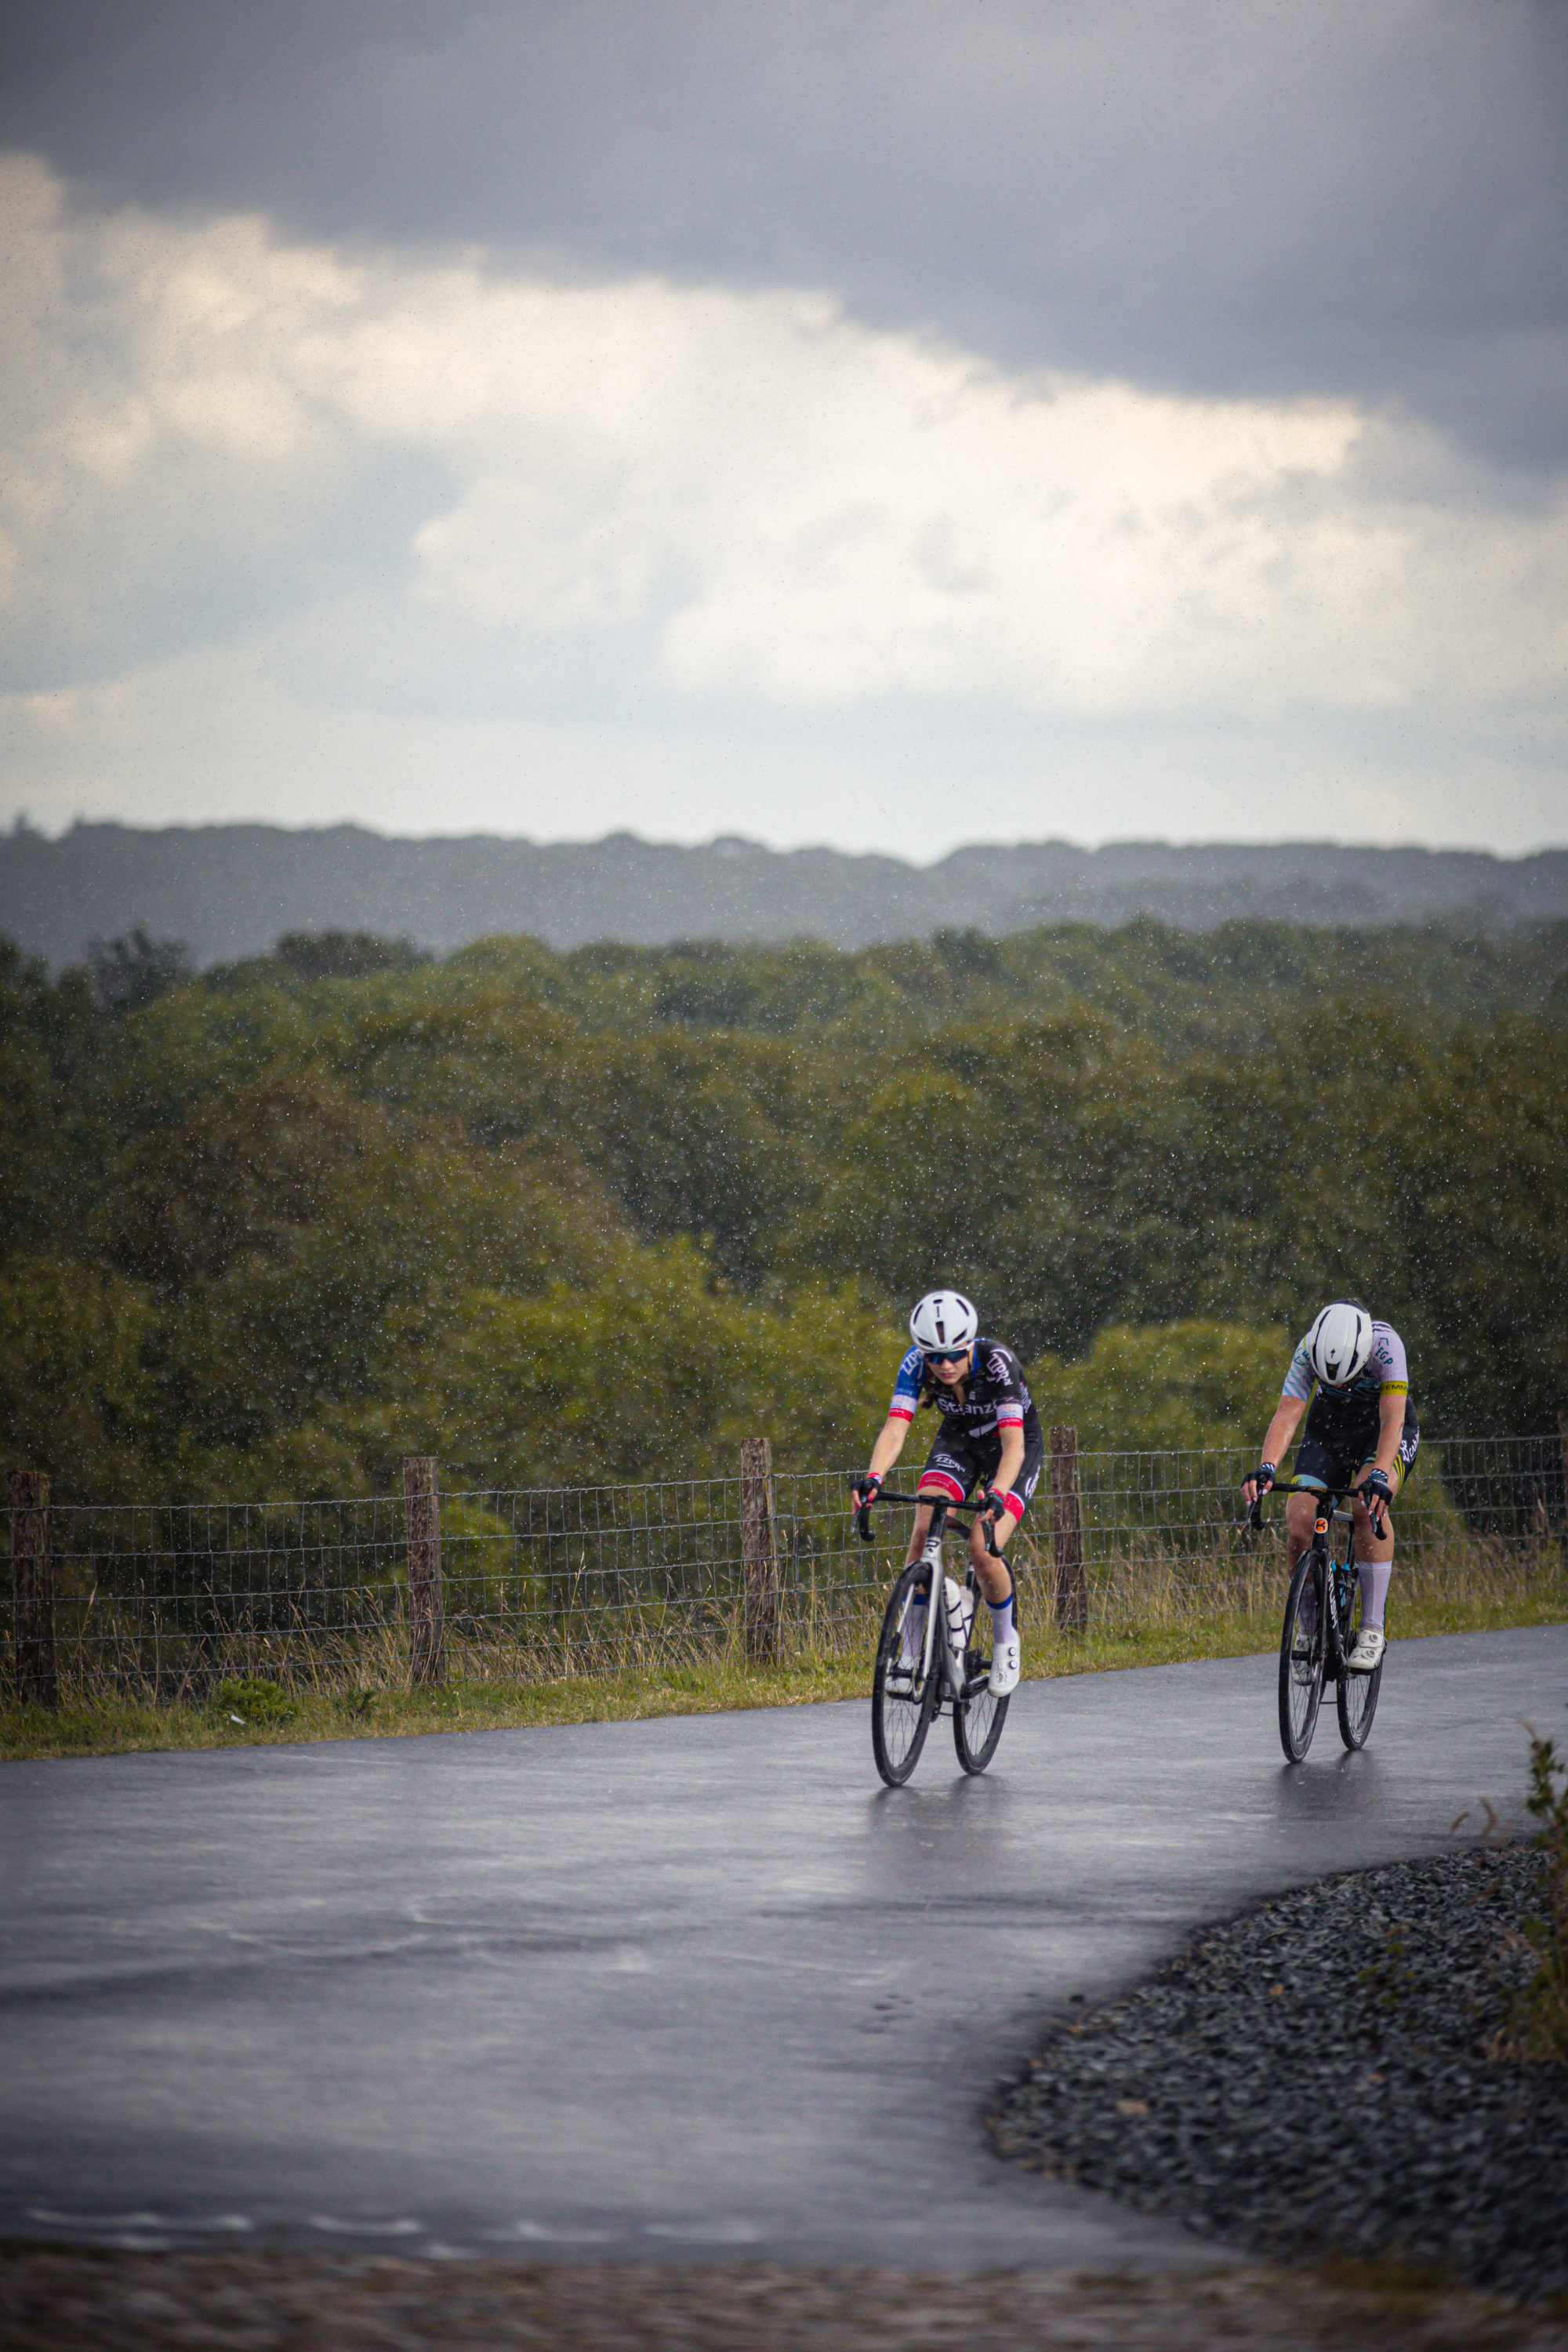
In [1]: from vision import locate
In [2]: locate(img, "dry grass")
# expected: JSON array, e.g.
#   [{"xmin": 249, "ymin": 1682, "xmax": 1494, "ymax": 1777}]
[
  {"xmin": 2, "ymin": 1544, "xmax": 1563, "ymax": 1764},
  {"xmin": 1503, "ymin": 1731, "xmax": 1568, "ymax": 2066},
  {"xmin": 2, "ymin": 2248, "xmax": 1566, "ymax": 2352}
]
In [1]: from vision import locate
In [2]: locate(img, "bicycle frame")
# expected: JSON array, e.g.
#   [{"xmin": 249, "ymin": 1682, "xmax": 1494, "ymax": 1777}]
[
  {"xmin": 906, "ymin": 1497, "xmax": 985, "ymax": 1707},
  {"xmin": 1252, "ymin": 1475, "xmax": 1365, "ymax": 1671},
  {"xmin": 1309, "ymin": 1494, "xmax": 1357, "ymax": 1676},
  {"xmin": 862, "ymin": 1487, "xmax": 1000, "ymax": 1709}
]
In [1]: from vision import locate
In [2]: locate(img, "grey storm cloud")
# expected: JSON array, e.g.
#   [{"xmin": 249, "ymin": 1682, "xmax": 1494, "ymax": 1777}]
[{"xmin": 4, "ymin": 0, "xmax": 1566, "ymax": 470}]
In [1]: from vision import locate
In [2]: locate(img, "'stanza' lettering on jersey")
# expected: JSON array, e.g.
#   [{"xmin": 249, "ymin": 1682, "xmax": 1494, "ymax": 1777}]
[
  {"xmin": 1282, "ymin": 1318, "xmax": 1409, "ymax": 1410},
  {"xmin": 888, "ymin": 1340, "xmax": 1036, "ymax": 1441}
]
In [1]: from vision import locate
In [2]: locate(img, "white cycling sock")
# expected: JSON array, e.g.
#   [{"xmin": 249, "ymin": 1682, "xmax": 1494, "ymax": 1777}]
[
  {"xmin": 1358, "ymin": 1559, "xmax": 1392, "ymax": 1630},
  {"xmin": 989, "ymin": 1592, "xmax": 1015, "ymax": 1646}
]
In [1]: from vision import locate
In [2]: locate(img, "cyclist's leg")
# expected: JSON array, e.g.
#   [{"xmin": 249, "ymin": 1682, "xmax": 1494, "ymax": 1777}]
[
  {"xmin": 1283, "ymin": 1488, "xmax": 1317, "ymax": 1571},
  {"xmin": 966, "ymin": 1435, "xmax": 1040, "ymax": 1701},
  {"xmin": 915, "ymin": 1439, "xmax": 976, "ymax": 1535},
  {"xmin": 902, "ymin": 1439, "xmax": 972, "ymax": 1662},
  {"xmin": 1349, "ymin": 1413, "xmax": 1412, "ymax": 1632},
  {"xmin": 965, "ymin": 1431, "xmax": 1041, "ymax": 1606},
  {"xmin": 1289, "ymin": 1424, "xmax": 1344, "ymax": 1625},
  {"xmin": 902, "ymin": 1500, "xmax": 936, "ymax": 1568}
]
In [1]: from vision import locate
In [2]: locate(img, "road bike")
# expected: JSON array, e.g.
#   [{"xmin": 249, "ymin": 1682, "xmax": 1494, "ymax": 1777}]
[
  {"xmin": 1247, "ymin": 1476, "xmax": 1386, "ymax": 1762},
  {"xmin": 855, "ymin": 1487, "xmax": 1011, "ymax": 1786}
]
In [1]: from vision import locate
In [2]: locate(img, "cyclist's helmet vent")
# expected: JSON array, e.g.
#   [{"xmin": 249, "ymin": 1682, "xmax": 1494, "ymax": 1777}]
[
  {"xmin": 1305, "ymin": 1301, "xmax": 1373, "ymax": 1391},
  {"xmin": 909, "ymin": 1290, "xmax": 979, "ymax": 1353}
]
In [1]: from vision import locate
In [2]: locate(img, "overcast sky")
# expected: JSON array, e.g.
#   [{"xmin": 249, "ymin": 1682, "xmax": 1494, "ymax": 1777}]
[{"xmin": 2, "ymin": 0, "xmax": 1566, "ymax": 855}]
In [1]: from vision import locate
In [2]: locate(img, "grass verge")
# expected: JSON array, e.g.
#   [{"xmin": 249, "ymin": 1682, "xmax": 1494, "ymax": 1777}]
[
  {"xmin": 3, "ymin": 2248, "xmax": 1566, "ymax": 2352},
  {"xmin": 2, "ymin": 1567, "xmax": 1561, "ymax": 1763}
]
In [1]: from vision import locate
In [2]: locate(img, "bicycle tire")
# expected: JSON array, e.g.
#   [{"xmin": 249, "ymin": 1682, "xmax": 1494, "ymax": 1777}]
[
  {"xmin": 1278, "ymin": 1552, "xmax": 1326, "ymax": 1762},
  {"xmin": 1334, "ymin": 1559, "xmax": 1384, "ymax": 1751},
  {"xmin": 953, "ymin": 1573, "xmax": 1008, "ymax": 1775},
  {"xmin": 872, "ymin": 1564, "xmax": 938, "ymax": 1786}
]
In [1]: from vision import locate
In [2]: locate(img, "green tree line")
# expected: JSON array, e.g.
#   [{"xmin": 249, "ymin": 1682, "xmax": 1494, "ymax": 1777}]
[{"xmin": 2, "ymin": 919, "xmax": 1564, "ymax": 1501}]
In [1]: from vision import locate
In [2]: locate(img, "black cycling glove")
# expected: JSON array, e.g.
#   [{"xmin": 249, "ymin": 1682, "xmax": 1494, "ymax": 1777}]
[
  {"xmin": 852, "ymin": 1471, "xmax": 884, "ymax": 1508},
  {"xmin": 1362, "ymin": 1467, "xmax": 1393, "ymax": 1508}
]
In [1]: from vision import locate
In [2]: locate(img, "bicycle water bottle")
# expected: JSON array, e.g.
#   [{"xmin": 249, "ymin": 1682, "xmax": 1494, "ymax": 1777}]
[{"xmin": 943, "ymin": 1575, "xmax": 974, "ymax": 1664}]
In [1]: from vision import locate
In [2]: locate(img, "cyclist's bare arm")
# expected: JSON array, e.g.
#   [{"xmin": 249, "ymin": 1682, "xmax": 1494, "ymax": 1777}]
[
  {"xmin": 866, "ymin": 1415, "xmax": 912, "ymax": 1483},
  {"xmin": 989, "ymin": 1427, "xmax": 1026, "ymax": 1513},
  {"xmin": 1368, "ymin": 1390, "xmax": 1405, "ymax": 1486},
  {"xmin": 1243, "ymin": 1395, "xmax": 1306, "ymax": 1504},
  {"xmin": 1348, "ymin": 1392, "xmax": 1406, "ymax": 1554}
]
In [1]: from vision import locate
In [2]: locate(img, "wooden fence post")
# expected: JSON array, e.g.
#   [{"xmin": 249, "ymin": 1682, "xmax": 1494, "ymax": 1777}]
[
  {"xmin": 1050, "ymin": 1425, "xmax": 1087, "ymax": 1635},
  {"xmin": 740, "ymin": 1437, "xmax": 779, "ymax": 1664},
  {"xmin": 9, "ymin": 1469, "xmax": 58, "ymax": 1708},
  {"xmin": 403, "ymin": 1457, "xmax": 445, "ymax": 1687}
]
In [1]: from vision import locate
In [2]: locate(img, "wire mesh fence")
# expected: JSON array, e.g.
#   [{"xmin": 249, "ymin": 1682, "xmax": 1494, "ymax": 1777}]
[{"xmin": 2, "ymin": 1434, "xmax": 1564, "ymax": 1701}]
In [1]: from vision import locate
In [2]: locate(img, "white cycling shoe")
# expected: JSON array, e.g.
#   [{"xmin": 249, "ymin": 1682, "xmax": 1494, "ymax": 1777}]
[
  {"xmin": 1348, "ymin": 1627, "xmax": 1386, "ymax": 1673},
  {"xmin": 988, "ymin": 1633, "xmax": 1022, "ymax": 1697}
]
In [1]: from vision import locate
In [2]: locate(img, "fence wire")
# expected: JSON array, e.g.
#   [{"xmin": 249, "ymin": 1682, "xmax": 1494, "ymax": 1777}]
[{"xmin": 3, "ymin": 1435, "xmax": 1564, "ymax": 1698}]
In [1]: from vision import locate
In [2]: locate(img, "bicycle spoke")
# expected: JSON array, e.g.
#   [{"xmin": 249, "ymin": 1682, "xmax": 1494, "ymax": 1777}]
[
  {"xmin": 1334, "ymin": 1557, "xmax": 1384, "ymax": 1750},
  {"xmin": 872, "ymin": 1566, "xmax": 938, "ymax": 1785},
  {"xmin": 1278, "ymin": 1554, "xmax": 1326, "ymax": 1762},
  {"xmin": 953, "ymin": 1576, "xmax": 1008, "ymax": 1774}
]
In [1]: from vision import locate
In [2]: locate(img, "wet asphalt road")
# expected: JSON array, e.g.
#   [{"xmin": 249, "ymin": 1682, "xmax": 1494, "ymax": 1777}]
[{"xmin": 2, "ymin": 1625, "xmax": 1564, "ymax": 2270}]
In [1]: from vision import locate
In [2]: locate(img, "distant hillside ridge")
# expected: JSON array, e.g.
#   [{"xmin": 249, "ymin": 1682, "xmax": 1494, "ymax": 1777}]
[{"xmin": 2, "ymin": 821, "xmax": 1565, "ymax": 968}]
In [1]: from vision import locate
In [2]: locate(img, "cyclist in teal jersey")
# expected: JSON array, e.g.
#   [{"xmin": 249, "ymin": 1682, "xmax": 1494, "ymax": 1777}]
[{"xmin": 1241, "ymin": 1301, "xmax": 1420, "ymax": 1672}]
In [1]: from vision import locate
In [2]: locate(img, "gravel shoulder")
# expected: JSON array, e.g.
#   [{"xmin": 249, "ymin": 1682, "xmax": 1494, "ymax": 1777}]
[
  {"xmin": 991, "ymin": 1842, "xmax": 1568, "ymax": 2303},
  {"xmin": 2, "ymin": 2250, "xmax": 1567, "ymax": 2352}
]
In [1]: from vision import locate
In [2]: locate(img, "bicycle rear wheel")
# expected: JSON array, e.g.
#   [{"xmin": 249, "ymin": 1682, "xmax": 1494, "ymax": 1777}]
[
  {"xmin": 872, "ymin": 1564, "xmax": 938, "ymax": 1786},
  {"xmin": 1278, "ymin": 1552, "xmax": 1326, "ymax": 1762},
  {"xmin": 1334, "ymin": 1559, "xmax": 1384, "ymax": 1751},
  {"xmin": 953, "ymin": 1575, "xmax": 1008, "ymax": 1775}
]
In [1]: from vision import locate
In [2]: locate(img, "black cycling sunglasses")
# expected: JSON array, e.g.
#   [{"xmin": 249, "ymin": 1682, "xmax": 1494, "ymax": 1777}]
[{"xmin": 924, "ymin": 1345, "xmax": 970, "ymax": 1363}]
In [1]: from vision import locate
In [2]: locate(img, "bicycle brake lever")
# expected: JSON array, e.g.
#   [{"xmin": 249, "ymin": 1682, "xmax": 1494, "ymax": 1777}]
[{"xmin": 855, "ymin": 1503, "xmax": 873, "ymax": 1543}]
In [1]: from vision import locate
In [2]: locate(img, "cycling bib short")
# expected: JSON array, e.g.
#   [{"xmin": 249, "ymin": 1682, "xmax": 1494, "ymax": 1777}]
[
  {"xmin": 920, "ymin": 1425, "xmax": 1046, "ymax": 1521},
  {"xmin": 1296, "ymin": 1394, "xmax": 1420, "ymax": 1496}
]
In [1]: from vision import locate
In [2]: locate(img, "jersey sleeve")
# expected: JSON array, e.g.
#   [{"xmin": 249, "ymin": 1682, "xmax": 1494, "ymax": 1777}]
[
  {"xmin": 1370, "ymin": 1323, "xmax": 1408, "ymax": 1393},
  {"xmin": 887, "ymin": 1345, "xmax": 924, "ymax": 1422},
  {"xmin": 987, "ymin": 1345, "xmax": 1027, "ymax": 1428},
  {"xmin": 1281, "ymin": 1340, "xmax": 1316, "ymax": 1403}
]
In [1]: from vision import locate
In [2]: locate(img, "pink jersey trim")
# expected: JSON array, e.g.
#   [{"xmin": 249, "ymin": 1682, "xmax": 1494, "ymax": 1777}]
[
  {"xmin": 1000, "ymin": 1490, "xmax": 1025, "ymax": 1522},
  {"xmin": 887, "ymin": 1403, "xmax": 916, "ymax": 1423},
  {"xmin": 919, "ymin": 1472, "xmax": 967, "ymax": 1504}
]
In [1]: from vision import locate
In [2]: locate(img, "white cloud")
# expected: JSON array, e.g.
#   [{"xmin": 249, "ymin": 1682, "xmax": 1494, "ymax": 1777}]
[{"xmin": 0, "ymin": 150, "xmax": 1565, "ymax": 847}]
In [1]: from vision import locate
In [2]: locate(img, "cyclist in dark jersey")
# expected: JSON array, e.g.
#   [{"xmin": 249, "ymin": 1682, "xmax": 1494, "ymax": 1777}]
[
  {"xmin": 851, "ymin": 1289, "xmax": 1044, "ymax": 1696},
  {"xmin": 1241, "ymin": 1300, "xmax": 1419, "ymax": 1672}
]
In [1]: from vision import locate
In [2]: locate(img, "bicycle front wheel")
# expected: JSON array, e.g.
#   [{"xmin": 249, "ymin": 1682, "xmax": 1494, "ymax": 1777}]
[
  {"xmin": 1334, "ymin": 1563, "xmax": 1384, "ymax": 1751},
  {"xmin": 872, "ymin": 1564, "xmax": 938, "ymax": 1786},
  {"xmin": 953, "ymin": 1577, "xmax": 1008, "ymax": 1774},
  {"xmin": 1278, "ymin": 1553, "xmax": 1326, "ymax": 1762}
]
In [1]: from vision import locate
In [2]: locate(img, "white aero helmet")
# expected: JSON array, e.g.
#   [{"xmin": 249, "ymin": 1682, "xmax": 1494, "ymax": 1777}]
[
  {"xmin": 1305, "ymin": 1301, "xmax": 1372, "ymax": 1391},
  {"xmin": 909, "ymin": 1290, "xmax": 978, "ymax": 1355}
]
